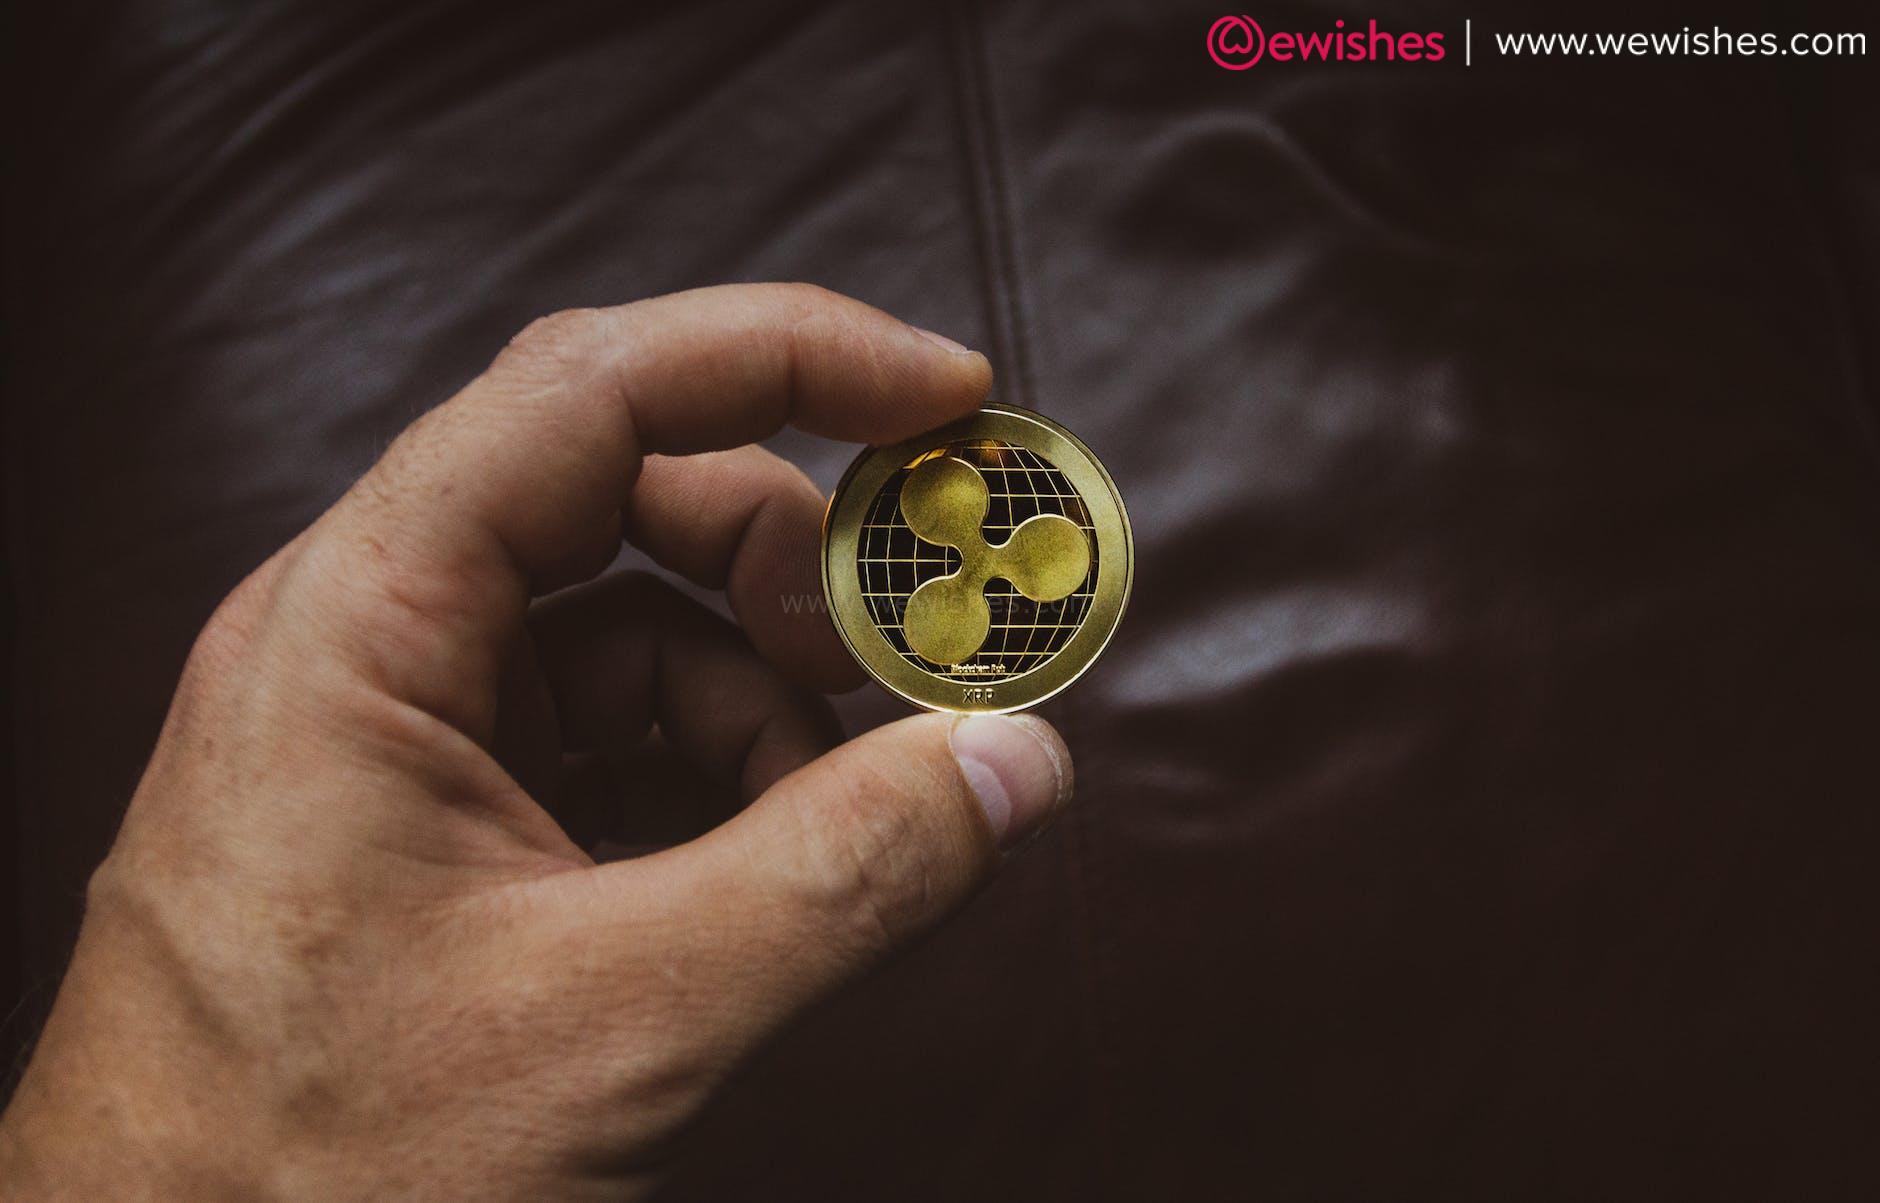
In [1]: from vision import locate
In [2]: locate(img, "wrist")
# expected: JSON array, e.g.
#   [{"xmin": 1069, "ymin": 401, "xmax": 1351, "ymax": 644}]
[
  {"xmin": 0, "ymin": 916, "xmax": 261, "ymax": 1201},
  {"xmin": 1, "ymin": 1034, "xmax": 267, "ymax": 1202}
]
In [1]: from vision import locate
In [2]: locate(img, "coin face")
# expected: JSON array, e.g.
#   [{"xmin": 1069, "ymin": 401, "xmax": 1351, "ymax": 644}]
[{"xmin": 822, "ymin": 404, "xmax": 1132, "ymax": 714}]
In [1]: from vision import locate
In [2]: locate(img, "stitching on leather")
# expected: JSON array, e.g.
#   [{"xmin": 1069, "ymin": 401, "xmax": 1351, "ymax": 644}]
[{"xmin": 945, "ymin": 0, "xmax": 1037, "ymax": 411}]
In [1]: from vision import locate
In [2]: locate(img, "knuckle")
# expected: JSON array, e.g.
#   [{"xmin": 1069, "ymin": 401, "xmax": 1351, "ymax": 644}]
[
  {"xmin": 773, "ymin": 289, "xmax": 897, "ymax": 402},
  {"xmin": 178, "ymin": 554, "xmax": 288, "ymax": 689},
  {"xmin": 82, "ymin": 853, "xmax": 131, "ymax": 917},
  {"xmin": 771, "ymin": 280, "xmax": 842, "ymax": 310},
  {"xmin": 80, "ymin": 845, "xmax": 179, "ymax": 940},
  {"xmin": 778, "ymin": 456, "xmax": 821, "ymax": 499},
  {"xmin": 188, "ymin": 599, "xmax": 254, "ymax": 675},
  {"xmin": 501, "ymin": 307, "xmax": 611, "ymax": 374},
  {"xmin": 370, "ymin": 405, "xmax": 453, "ymax": 486},
  {"xmin": 768, "ymin": 281, "xmax": 853, "ymax": 337}
]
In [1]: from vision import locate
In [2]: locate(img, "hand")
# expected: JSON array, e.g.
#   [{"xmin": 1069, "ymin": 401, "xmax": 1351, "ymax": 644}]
[{"xmin": 0, "ymin": 285, "xmax": 1073, "ymax": 1200}]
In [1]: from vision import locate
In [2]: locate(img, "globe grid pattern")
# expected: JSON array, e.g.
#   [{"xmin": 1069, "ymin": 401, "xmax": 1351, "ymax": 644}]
[{"xmin": 858, "ymin": 438, "xmax": 1098, "ymax": 683}]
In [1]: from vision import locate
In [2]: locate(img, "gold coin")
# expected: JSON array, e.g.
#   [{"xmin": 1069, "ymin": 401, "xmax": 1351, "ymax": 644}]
[{"xmin": 822, "ymin": 404, "xmax": 1133, "ymax": 714}]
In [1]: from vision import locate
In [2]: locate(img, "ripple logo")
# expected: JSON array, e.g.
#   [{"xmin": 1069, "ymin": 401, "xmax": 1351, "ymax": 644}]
[
  {"xmin": 1207, "ymin": 14, "xmax": 1266, "ymax": 69},
  {"xmin": 899, "ymin": 455, "xmax": 1091, "ymax": 665}
]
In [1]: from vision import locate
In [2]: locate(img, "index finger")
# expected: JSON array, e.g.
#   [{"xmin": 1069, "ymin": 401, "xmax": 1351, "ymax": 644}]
[{"xmin": 295, "ymin": 284, "xmax": 991, "ymax": 737}]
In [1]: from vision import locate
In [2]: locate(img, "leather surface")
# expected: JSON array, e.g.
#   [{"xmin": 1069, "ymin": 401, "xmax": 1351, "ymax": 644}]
[{"xmin": 6, "ymin": 1, "xmax": 1878, "ymax": 1197}]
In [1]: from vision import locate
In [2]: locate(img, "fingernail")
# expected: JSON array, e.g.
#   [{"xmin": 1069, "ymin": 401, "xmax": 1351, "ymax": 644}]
[
  {"xmin": 949, "ymin": 715, "xmax": 1072, "ymax": 852},
  {"xmin": 912, "ymin": 326, "xmax": 975, "ymax": 355}
]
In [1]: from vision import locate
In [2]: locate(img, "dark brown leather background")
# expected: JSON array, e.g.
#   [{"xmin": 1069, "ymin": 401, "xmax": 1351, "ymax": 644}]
[{"xmin": 5, "ymin": 1, "xmax": 1878, "ymax": 1198}]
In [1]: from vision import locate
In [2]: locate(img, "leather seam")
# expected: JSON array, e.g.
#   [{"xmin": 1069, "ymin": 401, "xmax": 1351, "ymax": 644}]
[{"xmin": 944, "ymin": 0, "xmax": 1038, "ymax": 411}]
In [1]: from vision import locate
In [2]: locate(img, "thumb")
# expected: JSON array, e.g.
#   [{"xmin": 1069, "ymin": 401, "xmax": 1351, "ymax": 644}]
[{"xmin": 635, "ymin": 711, "xmax": 1071, "ymax": 1033}]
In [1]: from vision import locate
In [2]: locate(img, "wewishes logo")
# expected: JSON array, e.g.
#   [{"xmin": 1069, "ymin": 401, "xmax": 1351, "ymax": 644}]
[{"xmin": 1207, "ymin": 15, "xmax": 1447, "ymax": 68}]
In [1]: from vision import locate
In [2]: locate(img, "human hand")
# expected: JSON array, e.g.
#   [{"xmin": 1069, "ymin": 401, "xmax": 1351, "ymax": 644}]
[{"xmin": 0, "ymin": 285, "xmax": 1073, "ymax": 1200}]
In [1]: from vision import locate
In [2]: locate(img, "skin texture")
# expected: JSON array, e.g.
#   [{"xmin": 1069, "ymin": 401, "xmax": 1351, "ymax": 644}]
[{"xmin": 0, "ymin": 285, "xmax": 1074, "ymax": 1201}]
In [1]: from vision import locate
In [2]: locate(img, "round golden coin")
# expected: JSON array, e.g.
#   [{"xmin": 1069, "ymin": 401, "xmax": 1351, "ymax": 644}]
[{"xmin": 821, "ymin": 404, "xmax": 1133, "ymax": 714}]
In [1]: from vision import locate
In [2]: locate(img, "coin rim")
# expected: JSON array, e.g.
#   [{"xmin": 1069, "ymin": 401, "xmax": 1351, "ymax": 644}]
[{"xmin": 821, "ymin": 403, "xmax": 1133, "ymax": 714}]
